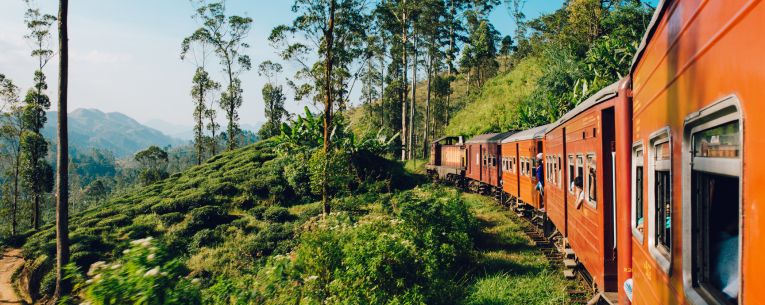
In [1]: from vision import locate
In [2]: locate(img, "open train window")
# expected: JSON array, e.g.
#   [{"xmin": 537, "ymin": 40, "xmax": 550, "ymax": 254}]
[
  {"xmin": 492, "ymin": 155, "xmax": 496, "ymax": 167},
  {"xmin": 587, "ymin": 154, "xmax": 597, "ymax": 208},
  {"xmin": 648, "ymin": 129, "xmax": 672, "ymax": 273},
  {"xmin": 576, "ymin": 155, "xmax": 584, "ymax": 189},
  {"xmin": 558, "ymin": 155, "xmax": 563, "ymax": 187},
  {"xmin": 682, "ymin": 99, "xmax": 741, "ymax": 305},
  {"xmin": 632, "ymin": 143, "xmax": 645, "ymax": 243},
  {"xmin": 568, "ymin": 155, "xmax": 575, "ymax": 194}
]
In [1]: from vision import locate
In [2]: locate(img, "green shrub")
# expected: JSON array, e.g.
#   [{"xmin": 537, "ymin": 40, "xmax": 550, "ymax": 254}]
[
  {"xmin": 81, "ymin": 237, "xmax": 202, "ymax": 304},
  {"xmin": 190, "ymin": 229, "xmax": 219, "ymax": 252},
  {"xmin": 249, "ymin": 206, "xmax": 267, "ymax": 220},
  {"xmin": 159, "ymin": 212, "xmax": 184, "ymax": 226},
  {"xmin": 263, "ymin": 206, "xmax": 293, "ymax": 223}
]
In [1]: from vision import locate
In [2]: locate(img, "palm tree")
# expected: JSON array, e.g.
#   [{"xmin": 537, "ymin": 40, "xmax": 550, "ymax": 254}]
[{"xmin": 54, "ymin": 0, "xmax": 70, "ymax": 299}]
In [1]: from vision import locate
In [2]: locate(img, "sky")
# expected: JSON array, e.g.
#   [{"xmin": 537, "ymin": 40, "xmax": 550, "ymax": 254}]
[{"xmin": 0, "ymin": 0, "xmax": 565, "ymax": 129}]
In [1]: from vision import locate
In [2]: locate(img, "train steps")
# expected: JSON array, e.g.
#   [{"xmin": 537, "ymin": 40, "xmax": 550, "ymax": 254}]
[{"xmin": 586, "ymin": 292, "xmax": 619, "ymax": 305}]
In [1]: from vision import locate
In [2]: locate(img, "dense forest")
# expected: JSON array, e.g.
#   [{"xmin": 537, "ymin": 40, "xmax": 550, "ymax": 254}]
[{"xmin": 0, "ymin": 0, "xmax": 654, "ymax": 304}]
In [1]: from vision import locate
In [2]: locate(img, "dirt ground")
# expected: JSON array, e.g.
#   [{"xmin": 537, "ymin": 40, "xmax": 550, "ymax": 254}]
[{"xmin": 0, "ymin": 248, "xmax": 24, "ymax": 304}]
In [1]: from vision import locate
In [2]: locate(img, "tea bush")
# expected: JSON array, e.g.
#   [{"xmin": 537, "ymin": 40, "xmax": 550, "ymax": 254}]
[{"xmin": 81, "ymin": 237, "xmax": 202, "ymax": 305}]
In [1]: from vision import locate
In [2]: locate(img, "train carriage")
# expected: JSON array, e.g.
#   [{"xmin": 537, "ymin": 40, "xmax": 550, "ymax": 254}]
[
  {"xmin": 465, "ymin": 132, "xmax": 516, "ymax": 192},
  {"xmin": 426, "ymin": 136, "xmax": 465, "ymax": 183},
  {"xmin": 500, "ymin": 125, "xmax": 550, "ymax": 209},
  {"xmin": 626, "ymin": 0, "xmax": 765, "ymax": 304},
  {"xmin": 544, "ymin": 81, "xmax": 627, "ymax": 297}
]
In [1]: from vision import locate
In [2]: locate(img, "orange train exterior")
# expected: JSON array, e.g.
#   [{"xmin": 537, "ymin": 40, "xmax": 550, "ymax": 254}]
[
  {"xmin": 465, "ymin": 132, "xmax": 515, "ymax": 188},
  {"xmin": 544, "ymin": 82, "xmax": 625, "ymax": 295},
  {"xmin": 500, "ymin": 125, "xmax": 550, "ymax": 209},
  {"xmin": 428, "ymin": 0, "xmax": 763, "ymax": 304},
  {"xmin": 626, "ymin": 0, "xmax": 764, "ymax": 304}
]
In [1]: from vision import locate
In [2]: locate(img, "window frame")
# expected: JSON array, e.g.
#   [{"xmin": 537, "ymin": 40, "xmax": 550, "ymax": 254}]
[
  {"xmin": 681, "ymin": 96, "xmax": 743, "ymax": 305},
  {"xmin": 647, "ymin": 127, "xmax": 673, "ymax": 274},
  {"xmin": 556, "ymin": 154, "xmax": 563, "ymax": 188},
  {"xmin": 632, "ymin": 141, "xmax": 645, "ymax": 244},
  {"xmin": 586, "ymin": 153, "xmax": 597, "ymax": 208},
  {"xmin": 568, "ymin": 155, "xmax": 575, "ymax": 194}
]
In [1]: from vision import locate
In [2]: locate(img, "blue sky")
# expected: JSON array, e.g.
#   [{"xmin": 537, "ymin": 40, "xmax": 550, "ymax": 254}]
[{"xmin": 0, "ymin": 0, "xmax": 565, "ymax": 129}]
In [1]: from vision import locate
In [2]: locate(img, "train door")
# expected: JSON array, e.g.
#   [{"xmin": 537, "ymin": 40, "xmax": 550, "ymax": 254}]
[
  {"xmin": 537, "ymin": 141, "xmax": 544, "ymax": 209},
  {"xmin": 602, "ymin": 107, "xmax": 618, "ymax": 291}
]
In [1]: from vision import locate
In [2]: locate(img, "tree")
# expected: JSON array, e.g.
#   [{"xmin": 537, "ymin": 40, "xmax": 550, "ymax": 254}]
[
  {"xmin": 0, "ymin": 74, "xmax": 23, "ymax": 236},
  {"xmin": 54, "ymin": 0, "xmax": 70, "ymax": 299},
  {"xmin": 205, "ymin": 105, "xmax": 220, "ymax": 155},
  {"xmin": 135, "ymin": 146, "xmax": 169, "ymax": 185},
  {"xmin": 21, "ymin": 1, "xmax": 56, "ymax": 230},
  {"xmin": 271, "ymin": 0, "xmax": 367, "ymax": 215},
  {"xmin": 258, "ymin": 61, "xmax": 288, "ymax": 139},
  {"xmin": 190, "ymin": 0, "xmax": 253, "ymax": 151},
  {"xmin": 499, "ymin": 35, "xmax": 513, "ymax": 71},
  {"xmin": 182, "ymin": 24, "xmax": 221, "ymax": 165},
  {"xmin": 259, "ymin": 84, "xmax": 288, "ymax": 139}
]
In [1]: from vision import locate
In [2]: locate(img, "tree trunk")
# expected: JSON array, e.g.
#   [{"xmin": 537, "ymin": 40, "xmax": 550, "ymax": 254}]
[
  {"xmin": 446, "ymin": 0, "xmax": 455, "ymax": 127},
  {"xmin": 54, "ymin": 0, "xmax": 70, "ymax": 299},
  {"xmin": 423, "ymin": 52, "xmax": 432, "ymax": 158},
  {"xmin": 400, "ymin": 0, "xmax": 408, "ymax": 161},
  {"xmin": 322, "ymin": 0, "xmax": 336, "ymax": 217},
  {"xmin": 33, "ymin": 195, "xmax": 39, "ymax": 230},
  {"xmin": 380, "ymin": 32, "xmax": 385, "ymax": 128},
  {"xmin": 408, "ymin": 29, "xmax": 416, "ymax": 160},
  {"xmin": 197, "ymin": 83, "xmax": 204, "ymax": 165}
]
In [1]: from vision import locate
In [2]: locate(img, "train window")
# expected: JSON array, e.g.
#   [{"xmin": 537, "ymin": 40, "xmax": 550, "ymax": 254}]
[
  {"xmin": 632, "ymin": 144, "xmax": 645, "ymax": 242},
  {"xmin": 587, "ymin": 154, "xmax": 597, "ymax": 207},
  {"xmin": 557, "ymin": 156, "xmax": 563, "ymax": 187},
  {"xmin": 576, "ymin": 155, "xmax": 584, "ymax": 188},
  {"xmin": 682, "ymin": 100, "xmax": 741, "ymax": 305},
  {"xmin": 648, "ymin": 129, "xmax": 672, "ymax": 272},
  {"xmin": 492, "ymin": 156, "xmax": 496, "ymax": 167},
  {"xmin": 568, "ymin": 155, "xmax": 575, "ymax": 193}
]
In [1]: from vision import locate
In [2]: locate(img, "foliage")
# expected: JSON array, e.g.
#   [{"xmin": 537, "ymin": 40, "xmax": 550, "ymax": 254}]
[
  {"xmin": 213, "ymin": 186, "xmax": 477, "ymax": 305},
  {"xmin": 188, "ymin": 0, "xmax": 253, "ymax": 150},
  {"xmin": 135, "ymin": 145, "xmax": 170, "ymax": 185},
  {"xmin": 81, "ymin": 237, "xmax": 202, "ymax": 305}
]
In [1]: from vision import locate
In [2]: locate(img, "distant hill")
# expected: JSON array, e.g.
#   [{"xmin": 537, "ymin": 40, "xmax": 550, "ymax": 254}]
[
  {"xmin": 43, "ymin": 108, "xmax": 185, "ymax": 157},
  {"xmin": 144, "ymin": 118, "xmax": 265, "ymax": 141}
]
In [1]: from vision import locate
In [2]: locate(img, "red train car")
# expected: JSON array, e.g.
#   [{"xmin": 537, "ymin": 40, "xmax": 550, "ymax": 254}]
[
  {"xmin": 500, "ymin": 125, "xmax": 549, "ymax": 209},
  {"xmin": 465, "ymin": 132, "xmax": 515, "ymax": 192},
  {"xmin": 625, "ymin": 0, "xmax": 765, "ymax": 304},
  {"xmin": 544, "ymin": 81, "xmax": 626, "ymax": 297},
  {"xmin": 426, "ymin": 136, "xmax": 465, "ymax": 182}
]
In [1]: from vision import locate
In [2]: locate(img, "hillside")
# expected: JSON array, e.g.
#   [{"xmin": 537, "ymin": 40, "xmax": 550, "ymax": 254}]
[
  {"xmin": 43, "ymin": 108, "xmax": 184, "ymax": 157},
  {"xmin": 11, "ymin": 138, "xmax": 571, "ymax": 304}
]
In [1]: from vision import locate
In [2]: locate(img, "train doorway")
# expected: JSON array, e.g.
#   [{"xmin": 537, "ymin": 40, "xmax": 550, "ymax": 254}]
[{"xmin": 602, "ymin": 107, "xmax": 618, "ymax": 291}]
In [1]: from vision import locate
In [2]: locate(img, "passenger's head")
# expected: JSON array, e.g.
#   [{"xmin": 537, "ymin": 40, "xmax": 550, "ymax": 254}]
[{"xmin": 574, "ymin": 176, "xmax": 583, "ymax": 189}]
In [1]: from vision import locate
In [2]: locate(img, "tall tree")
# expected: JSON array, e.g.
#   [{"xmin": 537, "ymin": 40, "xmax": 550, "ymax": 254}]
[
  {"xmin": 22, "ymin": 1, "xmax": 56, "ymax": 230},
  {"xmin": 190, "ymin": 0, "xmax": 253, "ymax": 151},
  {"xmin": 182, "ymin": 25, "xmax": 221, "ymax": 165},
  {"xmin": 205, "ymin": 104, "xmax": 219, "ymax": 155},
  {"xmin": 0, "ymin": 75, "xmax": 22, "ymax": 236},
  {"xmin": 54, "ymin": 0, "xmax": 70, "ymax": 299},
  {"xmin": 271, "ymin": 0, "xmax": 366, "ymax": 215},
  {"xmin": 258, "ymin": 61, "xmax": 287, "ymax": 139}
]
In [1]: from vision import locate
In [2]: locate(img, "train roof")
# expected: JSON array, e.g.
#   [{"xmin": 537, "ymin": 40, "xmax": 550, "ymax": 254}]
[
  {"xmin": 500, "ymin": 124, "xmax": 552, "ymax": 143},
  {"xmin": 630, "ymin": 0, "xmax": 671, "ymax": 71},
  {"xmin": 431, "ymin": 135, "xmax": 464, "ymax": 145},
  {"xmin": 547, "ymin": 81, "xmax": 620, "ymax": 132},
  {"xmin": 465, "ymin": 131, "xmax": 517, "ymax": 144}
]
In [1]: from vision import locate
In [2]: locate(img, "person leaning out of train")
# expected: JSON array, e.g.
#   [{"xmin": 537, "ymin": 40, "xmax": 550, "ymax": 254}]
[
  {"xmin": 572, "ymin": 176, "xmax": 585, "ymax": 209},
  {"xmin": 535, "ymin": 153, "xmax": 544, "ymax": 196}
]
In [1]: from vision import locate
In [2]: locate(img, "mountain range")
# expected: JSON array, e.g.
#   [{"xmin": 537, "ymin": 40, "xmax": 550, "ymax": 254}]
[
  {"xmin": 143, "ymin": 118, "xmax": 264, "ymax": 141},
  {"xmin": 42, "ymin": 108, "xmax": 186, "ymax": 157}
]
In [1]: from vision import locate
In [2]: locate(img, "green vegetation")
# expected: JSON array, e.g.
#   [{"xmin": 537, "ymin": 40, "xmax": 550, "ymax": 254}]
[
  {"xmin": 462, "ymin": 193, "xmax": 571, "ymax": 305},
  {"xmin": 14, "ymin": 134, "xmax": 571, "ymax": 304}
]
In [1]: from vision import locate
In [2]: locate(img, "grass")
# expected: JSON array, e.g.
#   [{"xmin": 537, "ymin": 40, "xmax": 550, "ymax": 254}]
[{"xmin": 460, "ymin": 192, "xmax": 570, "ymax": 305}]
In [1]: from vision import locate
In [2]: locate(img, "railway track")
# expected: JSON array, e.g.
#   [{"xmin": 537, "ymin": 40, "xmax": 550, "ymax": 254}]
[{"xmin": 455, "ymin": 183, "xmax": 599, "ymax": 304}]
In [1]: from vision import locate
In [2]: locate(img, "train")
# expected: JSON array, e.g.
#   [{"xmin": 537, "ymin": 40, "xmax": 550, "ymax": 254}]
[{"xmin": 426, "ymin": 0, "xmax": 764, "ymax": 304}]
